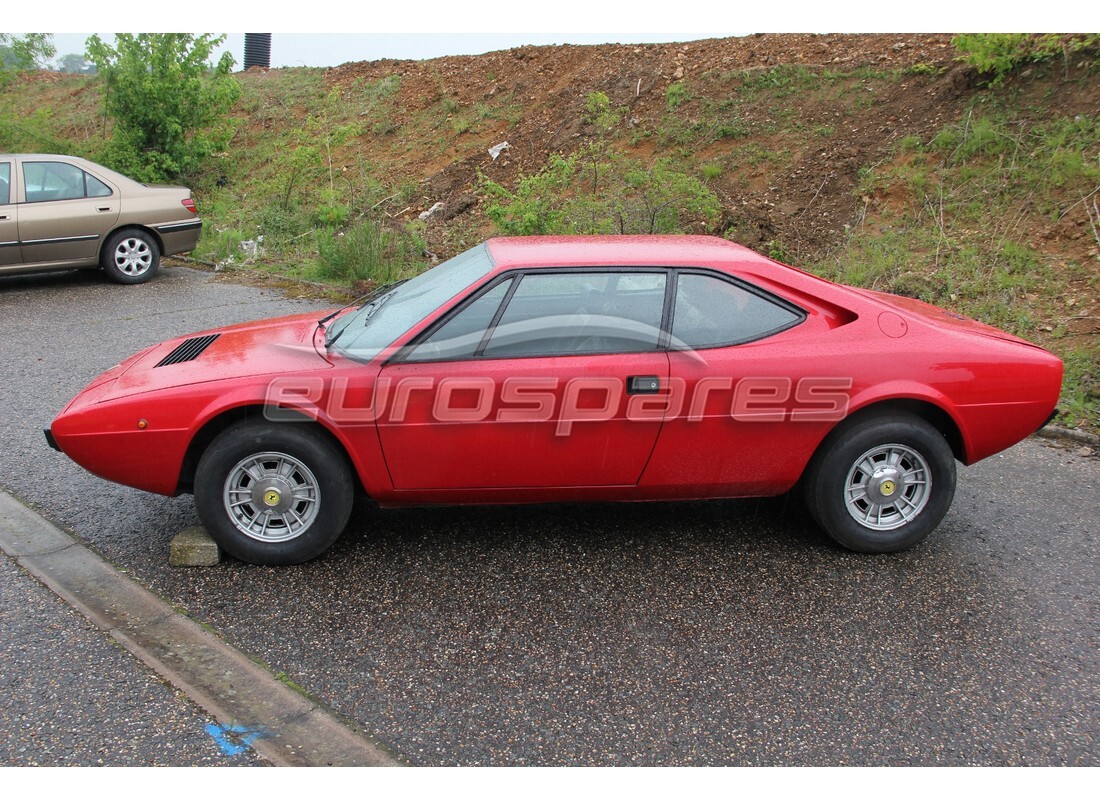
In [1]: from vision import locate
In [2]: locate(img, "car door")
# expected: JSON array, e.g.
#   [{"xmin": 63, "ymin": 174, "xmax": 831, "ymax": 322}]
[
  {"xmin": 16, "ymin": 159, "xmax": 119, "ymax": 266},
  {"xmin": 0, "ymin": 160, "xmax": 19, "ymax": 268},
  {"xmin": 376, "ymin": 269, "xmax": 672, "ymax": 491},
  {"xmin": 639, "ymin": 270, "xmax": 825, "ymax": 496}
]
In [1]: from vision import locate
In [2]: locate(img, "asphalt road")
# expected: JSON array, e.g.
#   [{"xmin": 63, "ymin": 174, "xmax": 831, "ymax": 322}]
[{"xmin": 1, "ymin": 264, "xmax": 1097, "ymax": 766}]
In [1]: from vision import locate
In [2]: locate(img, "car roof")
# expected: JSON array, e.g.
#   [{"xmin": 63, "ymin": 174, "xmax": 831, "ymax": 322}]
[
  {"xmin": 484, "ymin": 235, "xmax": 776, "ymax": 271},
  {"xmin": 2, "ymin": 153, "xmax": 94, "ymax": 162},
  {"xmin": 0, "ymin": 154, "xmax": 142, "ymax": 188}
]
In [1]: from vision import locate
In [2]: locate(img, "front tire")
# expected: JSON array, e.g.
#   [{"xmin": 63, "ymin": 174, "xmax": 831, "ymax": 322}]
[
  {"xmin": 102, "ymin": 229, "xmax": 160, "ymax": 284},
  {"xmin": 194, "ymin": 422, "xmax": 354, "ymax": 565},
  {"xmin": 803, "ymin": 413, "xmax": 956, "ymax": 553}
]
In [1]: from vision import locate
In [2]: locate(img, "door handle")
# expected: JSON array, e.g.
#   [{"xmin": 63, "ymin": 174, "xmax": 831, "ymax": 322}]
[
  {"xmin": 627, "ymin": 375, "xmax": 661, "ymax": 395},
  {"xmin": 96, "ymin": 206, "xmax": 113, "ymax": 212}
]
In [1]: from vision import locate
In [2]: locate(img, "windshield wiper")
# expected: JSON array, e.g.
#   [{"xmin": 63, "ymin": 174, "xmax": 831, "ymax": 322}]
[
  {"xmin": 359, "ymin": 289, "xmax": 396, "ymax": 325},
  {"xmin": 322, "ymin": 279, "xmax": 407, "ymax": 349}
]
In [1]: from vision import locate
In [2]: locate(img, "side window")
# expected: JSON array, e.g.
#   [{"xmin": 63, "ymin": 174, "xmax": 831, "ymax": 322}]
[
  {"xmin": 405, "ymin": 278, "xmax": 513, "ymax": 362},
  {"xmin": 0, "ymin": 163, "xmax": 10, "ymax": 205},
  {"xmin": 86, "ymin": 173, "xmax": 112, "ymax": 198},
  {"xmin": 22, "ymin": 161, "xmax": 96, "ymax": 203},
  {"xmin": 483, "ymin": 271, "xmax": 667, "ymax": 358},
  {"xmin": 672, "ymin": 273, "xmax": 803, "ymax": 348}
]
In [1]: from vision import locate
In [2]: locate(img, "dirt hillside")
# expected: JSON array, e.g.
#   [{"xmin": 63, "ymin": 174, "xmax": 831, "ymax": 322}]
[{"xmin": 316, "ymin": 34, "xmax": 993, "ymax": 259}]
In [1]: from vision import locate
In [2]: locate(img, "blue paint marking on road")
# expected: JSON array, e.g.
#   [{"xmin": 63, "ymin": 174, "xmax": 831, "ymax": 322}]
[{"xmin": 205, "ymin": 722, "xmax": 271, "ymax": 756}]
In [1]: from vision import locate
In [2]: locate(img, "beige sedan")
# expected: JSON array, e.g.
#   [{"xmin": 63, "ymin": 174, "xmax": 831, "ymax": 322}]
[{"xmin": 0, "ymin": 154, "xmax": 201, "ymax": 284}]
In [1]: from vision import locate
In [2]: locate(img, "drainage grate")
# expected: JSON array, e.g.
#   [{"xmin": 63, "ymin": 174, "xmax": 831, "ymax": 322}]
[{"xmin": 154, "ymin": 334, "xmax": 221, "ymax": 368}]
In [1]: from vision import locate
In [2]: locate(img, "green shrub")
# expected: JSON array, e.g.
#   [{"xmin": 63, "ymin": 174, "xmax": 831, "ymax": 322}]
[
  {"xmin": 952, "ymin": 34, "xmax": 1100, "ymax": 85},
  {"xmin": 584, "ymin": 91, "xmax": 625, "ymax": 132},
  {"xmin": 315, "ymin": 220, "xmax": 423, "ymax": 285},
  {"xmin": 86, "ymin": 33, "xmax": 240, "ymax": 181},
  {"xmin": 480, "ymin": 144, "xmax": 720, "ymax": 235},
  {"xmin": 666, "ymin": 81, "xmax": 690, "ymax": 111},
  {"xmin": 196, "ymin": 226, "xmax": 252, "ymax": 265}
]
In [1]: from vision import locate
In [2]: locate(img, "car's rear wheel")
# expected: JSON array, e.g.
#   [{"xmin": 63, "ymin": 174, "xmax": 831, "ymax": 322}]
[
  {"xmin": 194, "ymin": 422, "xmax": 354, "ymax": 565},
  {"xmin": 803, "ymin": 413, "xmax": 956, "ymax": 552},
  {"xmin": 102, "ymin": 229, "xmax": 160, "ymax": 284}
]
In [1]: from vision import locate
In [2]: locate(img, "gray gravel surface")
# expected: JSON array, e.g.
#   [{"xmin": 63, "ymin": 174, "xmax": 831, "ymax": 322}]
[{"xmin": 1, "ymin": 264, "xmax": 1097, "ymax": 765}]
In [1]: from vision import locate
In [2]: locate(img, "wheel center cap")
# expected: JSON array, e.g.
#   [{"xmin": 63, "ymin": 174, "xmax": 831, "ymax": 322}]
[
  {"xmin": 252, "ymin": 478, "xmax": 292, "ymax": 513},
  {"xmin": 868, "ymin": 467, "xmax": 903, "ymax": 503}
]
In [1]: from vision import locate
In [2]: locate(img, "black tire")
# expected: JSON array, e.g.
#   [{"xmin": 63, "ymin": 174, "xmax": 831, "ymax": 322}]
[
  {"xmin": 194, "ymin": 422, "xmax": 354, "ymax": 565},
  {"xmin": 101, "ymin": 229, "xmax": 160, "ymax": 284},
  {"xmin": 803, "ymin": 413, "xmax": 956, "ymax": 553}
]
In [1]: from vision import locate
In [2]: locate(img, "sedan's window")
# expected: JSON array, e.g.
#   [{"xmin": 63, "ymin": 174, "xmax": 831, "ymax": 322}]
[
  {"xmin": 22, "ymin": 161, "xmax": 113, "ymax": 203},
  {"xmin": 23, "ymin": 161, "xmax": 87, "ymax": 202},
  {"xmin": 405, "ymin": 278, "xmax": 513, "ymax": 362},
  {"xmin": 483, "ymin": 271, "xmax": 667, "ymax": 357},
  {"xmin": 86, "ymin": 173, "xmax": 112, "ymax": 198},
  {"xmin": 671, "ymin": 273, "xmax": 803, "ymax": 348},
  {"xmin": 0, "ymin": 163, "xmax": 10, "ymax": 205}
]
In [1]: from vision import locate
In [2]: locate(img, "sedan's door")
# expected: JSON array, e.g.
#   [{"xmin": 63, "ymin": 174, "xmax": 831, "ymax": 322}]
[
  {"xmin": 0, "ymin": 160, "xmax": 18, "ymax": 268},
  {"xmin": 376, "ymin": 270, "xmax": 671, "ymax": 491},
  {"xmin": 16, "ymin": 159, "xmax": 120, "ymax": 266}
]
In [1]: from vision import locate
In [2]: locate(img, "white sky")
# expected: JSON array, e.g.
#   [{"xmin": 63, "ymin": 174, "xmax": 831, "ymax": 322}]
[{"xmin": 10, "ymin": 3, "xmax": 1094, "ymax": 68}]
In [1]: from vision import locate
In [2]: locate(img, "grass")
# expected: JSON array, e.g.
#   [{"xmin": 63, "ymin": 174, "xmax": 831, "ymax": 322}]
[{"xmin": 314, "ymin": 219, "xmax": 424, "ymax": 286}]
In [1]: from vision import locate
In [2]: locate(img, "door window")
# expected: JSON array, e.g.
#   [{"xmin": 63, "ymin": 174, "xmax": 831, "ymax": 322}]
[
  {"xmin": 405, "ymin": 278, "xmax": 513, "ymax": 362},
  {"xmin": 22, "ymin": 161, "xmax": 113, "ymax": 203},
  {"xmin": 671, "ymin": 273, "xmax": 803, "ymax": 348},
  {"xmin": 483, "ymin": 271, "xmax": 667, "ymax": 357}
]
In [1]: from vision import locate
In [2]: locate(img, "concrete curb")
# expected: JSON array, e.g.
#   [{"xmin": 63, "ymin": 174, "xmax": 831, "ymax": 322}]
[
  {"xmin": 0, "ymin": 491, "xmax": 402, "ymax": 767},
  {"xmin": 1035, "ymin": 424, "xmax": 1100, "ymax": 447}
]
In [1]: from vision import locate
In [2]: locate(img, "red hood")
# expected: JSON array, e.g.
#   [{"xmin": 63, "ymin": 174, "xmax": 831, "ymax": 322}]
[{"xmin": 100, "ymin": 312, "xmax": 333, "ymax": 401}]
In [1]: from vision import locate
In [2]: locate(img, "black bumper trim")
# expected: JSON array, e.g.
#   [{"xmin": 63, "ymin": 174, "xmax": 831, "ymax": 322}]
[
  {"xmin": 154, "ymin": 219, "xmax": 203, "ymax": 233},
  {"xmin": 44, "ymin": 427, "xmax": 60, "ymax": 452}
]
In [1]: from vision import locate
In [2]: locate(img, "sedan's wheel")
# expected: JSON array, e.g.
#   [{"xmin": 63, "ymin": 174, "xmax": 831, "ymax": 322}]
[
  {"xmin": 195, "ymin": 423, "xmax": 354, "ymax": 565},
  {"xmin": 804, "ymin": 413, "xmax": 956, "ymax": 553},
  {"xmin": 102, "ymin": 229, "xmax": 160, "ymax": 284}
]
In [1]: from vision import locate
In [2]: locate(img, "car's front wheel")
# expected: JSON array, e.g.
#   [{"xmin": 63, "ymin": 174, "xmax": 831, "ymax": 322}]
[
  {"xmin": 102, "ymin": 229, "xmax": 160, "ymax": 284},
  {"xmin": 194, "ymin": 422, "xmax": 354, "ymax": 565},
  {"xmin": 803, "ymin": 412, "xmax": 956, "ymax": 553}
]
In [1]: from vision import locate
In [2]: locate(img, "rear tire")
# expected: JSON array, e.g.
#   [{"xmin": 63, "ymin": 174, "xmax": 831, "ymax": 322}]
[
  {"xmin": 803, "ymin": 413, "xmax": 956, "ymax": 553},
  {"xmin": 102, "ymin": 229, "xmax": 160, "ymax": 284},
  {"xmin": 194, "ymin": 422, "xmax": 354, "ymax": 565}
]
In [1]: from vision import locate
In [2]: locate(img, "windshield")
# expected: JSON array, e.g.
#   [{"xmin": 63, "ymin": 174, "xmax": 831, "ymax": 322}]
[{"xmin": 327, "ymin": 243, "xmax": 495, "ymax": 361}]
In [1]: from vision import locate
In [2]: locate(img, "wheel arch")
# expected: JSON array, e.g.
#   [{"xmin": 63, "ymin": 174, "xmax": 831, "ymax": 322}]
[
  {"xmin": 823, "ymin": 397, "xmax": 967, "ymax": 463},
  {"xmin": 99, "ymin": 224, "xmax": 165, "ymax": 260},
  {"xmin": 177, "ymin": 405, "xmax": 361, "ymax": 495}
]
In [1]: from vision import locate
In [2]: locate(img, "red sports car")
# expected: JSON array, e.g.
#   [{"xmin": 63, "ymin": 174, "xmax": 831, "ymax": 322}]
[{"xmin": 47, "ymin": 236, "xmax": 1062, "ymax": 564}]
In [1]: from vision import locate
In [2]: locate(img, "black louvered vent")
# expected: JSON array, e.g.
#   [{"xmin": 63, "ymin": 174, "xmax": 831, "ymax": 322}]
[{"xmin": 155, "ymin": 334, "xmax": 221, "ymax": 368}]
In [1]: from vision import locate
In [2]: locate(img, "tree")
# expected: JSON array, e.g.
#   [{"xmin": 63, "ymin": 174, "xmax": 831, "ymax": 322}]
[
  {"xmin": 86, "ymin": 33, "xmax": 240, "ymax": 181},
  {"xmin": 56, "ymin": 53, "xmax": 91, "ymax": 74},
  {"xmin": 0, "ymin": 33, "xmax": 55, "ymax": 77}
]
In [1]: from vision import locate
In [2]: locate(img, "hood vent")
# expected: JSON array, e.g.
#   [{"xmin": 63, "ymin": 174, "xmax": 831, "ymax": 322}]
[{"xmin": 155, "ymin": 334, "xmax": 221, "ymax": 367}]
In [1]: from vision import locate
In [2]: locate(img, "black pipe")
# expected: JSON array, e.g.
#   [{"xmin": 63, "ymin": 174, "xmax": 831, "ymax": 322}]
[{"xmin": 243, "ymin": 34, "xmax": 272, "ymax": 69}]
